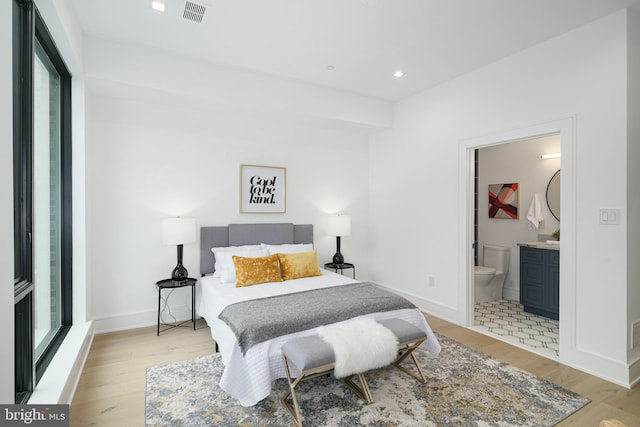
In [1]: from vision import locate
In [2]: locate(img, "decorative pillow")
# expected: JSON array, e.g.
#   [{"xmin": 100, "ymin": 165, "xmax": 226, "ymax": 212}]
[
  {"xmin": 277, "ymin": 250, "xmax": 321, "ymax": 281},
  {"xmin": 233, "ymin": 254, "xmax": 283, "ymax": 287},
  {"xmin": 261, "ymin": 243, "xmax": 313, "ymax": 255},
  {"xmin": 211, "ymin": 245, "xmax": 262, "ymax": 278},
  {"xmin": 216, "ymin": 249, "xmax": 269, "ymax": 283}
]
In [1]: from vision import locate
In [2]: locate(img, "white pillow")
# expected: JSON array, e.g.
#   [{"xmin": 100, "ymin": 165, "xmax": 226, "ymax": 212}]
[
  {"xmin": 260, "ymin": 243, "xmax": 314, "ymax": 255},
  {"xmin": 211, "ymin": 245, "xmax": 262, "ymax": 277},
  {"xmin": 216, "ymin": 249, "xmax": 269, "ymax": 283}
]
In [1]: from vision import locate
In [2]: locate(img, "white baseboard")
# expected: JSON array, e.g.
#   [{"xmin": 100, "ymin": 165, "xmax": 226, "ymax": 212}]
[
  {"xmin": 629, "ymin": 355, "xmax": 640, "ymax": 388},
  {"xmin": 92, "ymin": 304, "xmax": 194, "ymax": 334},
  {"xmin": 559, "ymin": 347, "xmax": 632, "ymax": 389},
  {"xmin": 369, "ymin": 280, "xmax": 463, "ymax": 325}
]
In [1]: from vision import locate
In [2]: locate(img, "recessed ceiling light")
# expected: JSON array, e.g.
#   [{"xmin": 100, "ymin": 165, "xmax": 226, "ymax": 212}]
[
  {"xmin": 393, "ymin": 70, "xmax": 405, "ymax": 78},
  {"xmin": 151, "ymin": 1, "xmax": 166, "ymax": 12}
]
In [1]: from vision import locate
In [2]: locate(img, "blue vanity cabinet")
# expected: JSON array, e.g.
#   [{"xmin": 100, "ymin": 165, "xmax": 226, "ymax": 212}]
[{"xmin": 519, "ymin": 246, "xmax": 559, "ymax": 320}]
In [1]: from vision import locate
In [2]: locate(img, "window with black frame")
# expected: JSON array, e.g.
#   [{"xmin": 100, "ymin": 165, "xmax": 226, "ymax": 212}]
[{"xmin": 13, "ymin": 0, "xmax": 72, "ymax": 404}]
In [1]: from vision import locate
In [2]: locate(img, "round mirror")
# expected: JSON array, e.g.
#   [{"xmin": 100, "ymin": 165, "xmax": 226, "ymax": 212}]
[{"xmin": 546, "ymin": 169, "xmax": 560, "ymax": 221}]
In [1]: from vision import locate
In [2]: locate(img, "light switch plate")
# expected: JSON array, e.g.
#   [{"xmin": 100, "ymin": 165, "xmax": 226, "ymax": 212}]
[{"xmin": 599, "ymin": 209, "xmax": 620, "ymax": 225}]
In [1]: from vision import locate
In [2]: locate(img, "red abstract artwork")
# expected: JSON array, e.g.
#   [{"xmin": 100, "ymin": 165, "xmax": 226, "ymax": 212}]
[{"xmin": 488, "ymin": 183, "xmax": 519, "ymax": 219}]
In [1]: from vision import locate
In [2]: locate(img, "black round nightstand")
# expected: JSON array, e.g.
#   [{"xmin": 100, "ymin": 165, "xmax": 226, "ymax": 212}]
[
  {"xmin": 155, "ymin": 277, "xmax": 197, "ymax": 336},
  {"xmin": 324, "ymin": 262, "xmax": 356, "ymax": 279}
]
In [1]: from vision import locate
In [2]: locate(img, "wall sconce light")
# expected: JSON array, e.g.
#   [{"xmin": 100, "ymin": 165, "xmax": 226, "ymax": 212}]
[
  {"xmin": 162, "ymin": 217, "xmax": 196, "ymax": 280},
  {"xmin": 327, "ymin": 214, "xmax": 351, "ymax": 265},
  {"xmin": 541, "ymin": 153, "xmax": 561, "ymax": 159}
]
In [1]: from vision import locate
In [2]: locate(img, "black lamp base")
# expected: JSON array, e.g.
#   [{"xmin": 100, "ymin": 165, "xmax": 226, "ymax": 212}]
[
  {"xmin": 171, "ymin": 264, "xmax": 189, "ymax": 281},
  {"xmin": 171, "ymin": 244, "xmax": 189, "ymax": 280},
  {"xmin": 332, "ymin": 252, "xmax": 344, "ymax": 264},
  {"xmin": 332, "ymin": 236, "xmax": 346, "ymax": 265}
]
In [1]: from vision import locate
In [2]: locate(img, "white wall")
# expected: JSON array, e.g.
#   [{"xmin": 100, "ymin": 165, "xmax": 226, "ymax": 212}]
[
  {"xmin": 0, "ymin": 0, "xmax": 15, "ymax": 404},
  {"xmin": 627, "ymin": 9, "xmax": 640, "ymax": 383},
  {"xmin": 369, "ymin": 11, "xmax": 632, "ymax": 386},
  {"xmin": 478, "ymin": 135, "xmax": 561, "ymax": 300},
  {"xmin": 85, "ymin": 40, "xmax": 379, "ymax": 331}
]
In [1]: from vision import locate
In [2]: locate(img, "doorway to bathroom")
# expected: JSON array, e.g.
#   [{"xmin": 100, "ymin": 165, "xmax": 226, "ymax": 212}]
[{"xmin": 461, "ymin": 118, "xmax": 575, "ymax": 362}]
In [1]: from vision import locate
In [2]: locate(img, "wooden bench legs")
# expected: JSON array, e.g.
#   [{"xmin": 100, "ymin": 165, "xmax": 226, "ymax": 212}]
[
  {"xmin": 281, "ymin": 354, "xmax": 373, "ymax": 427},
  {"xmin": 393, "ymin": 336, "xmax": 427, "ymax": 383},
  {"xmin": 378, "ymin": 318, "xmax": 428, "ymax": 383}
]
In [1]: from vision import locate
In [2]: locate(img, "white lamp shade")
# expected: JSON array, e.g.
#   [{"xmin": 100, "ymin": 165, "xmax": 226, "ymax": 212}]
[
  {"xmin": 327, "ymin": 214, "xmax": 351, "ymax": 237},
  {"xmin": 162, "ymin": 217, "xmax": 196, "ymax": 245}
]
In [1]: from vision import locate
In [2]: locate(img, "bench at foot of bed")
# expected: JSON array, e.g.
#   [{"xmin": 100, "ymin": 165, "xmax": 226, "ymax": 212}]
[{"xmin": 280, "ymin": 318, "xmax": 427, "ymax": 427}]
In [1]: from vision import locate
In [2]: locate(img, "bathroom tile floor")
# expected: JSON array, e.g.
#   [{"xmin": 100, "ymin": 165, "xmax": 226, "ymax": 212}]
[{"xmin": 473, "ymin": 299, "xmax": 559, "ymax": 359}]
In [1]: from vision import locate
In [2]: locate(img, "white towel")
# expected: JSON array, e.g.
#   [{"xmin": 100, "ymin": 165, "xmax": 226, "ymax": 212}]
[
  {"xmin": 318, "ymin": 318, "xmax": 398, "ymax": 378},
  {"xmin": 526, "ymin": 194, "xmax": 544, "ymax": 230}
]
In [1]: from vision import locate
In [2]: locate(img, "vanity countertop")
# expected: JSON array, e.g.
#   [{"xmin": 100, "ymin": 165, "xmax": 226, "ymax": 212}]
[{"xmin": 518, "ymin": 241, "xmax": 560, "ymax": 250}]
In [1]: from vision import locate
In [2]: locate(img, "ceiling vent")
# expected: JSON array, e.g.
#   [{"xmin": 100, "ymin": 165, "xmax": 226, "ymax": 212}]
[{"xmin": 182, "ymin": 1, "xmax": 208, "ymax": 24}]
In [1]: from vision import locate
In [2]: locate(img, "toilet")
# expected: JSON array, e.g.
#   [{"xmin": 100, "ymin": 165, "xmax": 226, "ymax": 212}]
[{"xmin": 474, "ymin": 244, "xmax": 510, "ymax": 304}]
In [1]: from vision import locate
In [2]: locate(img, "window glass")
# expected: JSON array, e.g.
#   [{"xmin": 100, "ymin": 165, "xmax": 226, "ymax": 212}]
[{"xmin": 33, "ymin": 39, "xmax": 63, "ymax": 360}]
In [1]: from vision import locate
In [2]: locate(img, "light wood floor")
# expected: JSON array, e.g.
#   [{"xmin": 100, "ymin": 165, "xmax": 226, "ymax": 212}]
[{"xmin": 70, "ymin": 315, "xmax": 640, "ymax": 426}]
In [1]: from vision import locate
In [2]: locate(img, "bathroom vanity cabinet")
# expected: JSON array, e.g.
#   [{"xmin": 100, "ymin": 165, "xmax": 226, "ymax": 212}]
[{"xmin": 519, "ymin": 245, "xmax": 559, "ymax": 320}]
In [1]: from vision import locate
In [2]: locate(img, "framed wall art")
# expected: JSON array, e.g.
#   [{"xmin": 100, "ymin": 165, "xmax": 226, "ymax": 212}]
[
  {"xmin": 488, "ymin": 183, "xmax": 519, "ymax": 219},
  {"xmin": 240, "ymin": 164, "xmax": 286, "ymax": 213}
]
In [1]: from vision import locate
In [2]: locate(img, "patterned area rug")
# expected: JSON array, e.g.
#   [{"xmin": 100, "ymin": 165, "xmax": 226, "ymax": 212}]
[{"xmin": 145, "ymin": 333, "xmax": 589, "ymax": 426}]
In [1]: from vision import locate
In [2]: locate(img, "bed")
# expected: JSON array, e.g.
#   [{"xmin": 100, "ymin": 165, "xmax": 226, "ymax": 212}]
[{"xmin": 196, "ymin": 222, "xmax": 441, "ymax": 407}]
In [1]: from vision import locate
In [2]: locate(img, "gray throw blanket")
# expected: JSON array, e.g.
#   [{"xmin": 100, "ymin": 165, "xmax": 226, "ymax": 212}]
[{"xmin": 218, "ymin": 282, "xmax": 416, "ymax": 355}]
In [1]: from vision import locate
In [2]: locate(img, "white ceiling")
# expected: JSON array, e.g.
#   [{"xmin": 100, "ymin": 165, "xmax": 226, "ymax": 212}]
[{"xmin": 71, "ymin": 0, "xmax": 640, "ymax": 101}]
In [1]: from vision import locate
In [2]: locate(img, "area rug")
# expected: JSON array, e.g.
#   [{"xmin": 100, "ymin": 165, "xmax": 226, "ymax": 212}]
[{"xmin": 145, "ymin": 333, "xmax": 590, "ymax": 426}]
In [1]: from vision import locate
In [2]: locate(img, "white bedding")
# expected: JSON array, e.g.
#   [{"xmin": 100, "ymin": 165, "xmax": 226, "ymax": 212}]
[{"xmin": 196, "ymin": 270, "xmax": 441, "ymax": 407}]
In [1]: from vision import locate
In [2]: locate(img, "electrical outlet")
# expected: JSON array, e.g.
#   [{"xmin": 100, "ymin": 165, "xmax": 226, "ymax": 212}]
[{"xmin": 428, "ymin": 276, "xmax": 435, "ymax": 287}]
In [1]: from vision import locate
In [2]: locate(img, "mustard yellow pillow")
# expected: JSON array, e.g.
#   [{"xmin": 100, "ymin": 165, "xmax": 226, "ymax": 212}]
[
  {"xmin": 232, "ymin": 254, "xmax": 283, "ymax": 287},
  {"xmin": 277, "ymin": 250, "xmax": 321, "ymax": 281}
]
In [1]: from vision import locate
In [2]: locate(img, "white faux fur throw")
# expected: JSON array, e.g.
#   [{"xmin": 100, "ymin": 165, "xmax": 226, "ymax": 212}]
[{"xmin": 317, "ymin": 317, "xmax": 398, "ymax": 378}]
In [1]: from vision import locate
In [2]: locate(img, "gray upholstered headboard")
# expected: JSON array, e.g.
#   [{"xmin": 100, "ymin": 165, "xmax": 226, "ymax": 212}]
[{"xmin": 199, "ymin": 223, "xmax": 314, "ymax": 276}]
